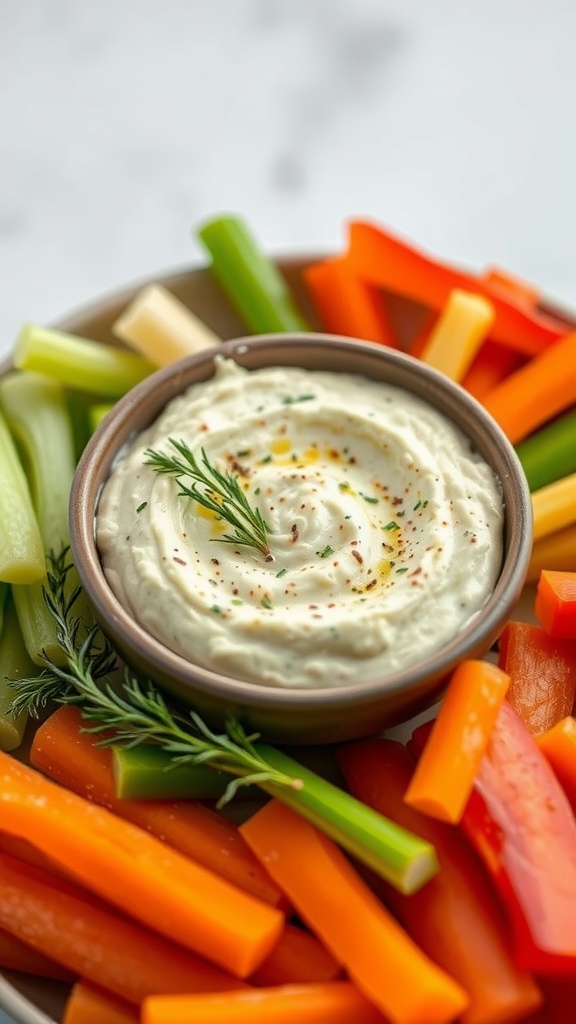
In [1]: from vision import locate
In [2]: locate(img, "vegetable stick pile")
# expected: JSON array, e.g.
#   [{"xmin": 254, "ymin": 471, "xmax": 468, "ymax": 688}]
[{"xmin": 0, "ymin": 213, "xmax": 575, "ymax": 1023}]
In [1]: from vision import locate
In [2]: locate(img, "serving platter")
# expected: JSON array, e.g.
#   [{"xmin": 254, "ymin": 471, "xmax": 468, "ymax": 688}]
[{"xmin": 0, "ymin": 255, "xmax": 546, "ymax": 1023}]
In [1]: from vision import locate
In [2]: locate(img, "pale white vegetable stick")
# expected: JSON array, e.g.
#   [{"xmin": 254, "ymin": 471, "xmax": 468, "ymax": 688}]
[{"xmin": 113, "ymin": 284, "xmax": 220, "ymax": 366}]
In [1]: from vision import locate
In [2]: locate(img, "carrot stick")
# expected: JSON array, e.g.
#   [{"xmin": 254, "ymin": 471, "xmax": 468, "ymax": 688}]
[
  {"xmin": 0, "ymin": 750, "xmax": 283, "ymax": 978},
  {"xmin": 535, "ymin": 570, "xmax": 576, "ymax": 639},
  {"xmin": 418, "ymin": 289, "xmax": 494, "ymax": 382},
  {"xmin": 142, "ymin": 981, "xmax": 387, "ymax": 1024},
  {"xmin": 0, "ymin": 851, "xmax": 249, "ymax": 1004},
  {"xmin": 536, "ymin": 717, "xmax": 576, "ymax": 812},
  {"xmin": 63, "ymin": 980, "xmax": 139, "ymax": 1024},
  {"xmin": 30, "ymin": 705, "xmax": 285, "ymax": 909},
  {"xmin": 251, "ymin": 922, "xmax": 341, "ymax": 987},
  {"xmin": 337, "ymin": 738, "xmax": 543, "ymax": 1024},
  {"xmin": 346, "ymin": 220, "xmax": 566, "ymax": 356},
  {"xmin": 404, "ymin": 660, "xmax": 510, "ymax": 823},
  {"xmin": 527, "ymin": 523, "xmax": 576, "ymax": 582},
  {"xmin": 240, "ymin": 799, "xmax": 468, "ymax": 1024},
  {"xmin": 0, "ymin": 924, "xmax": 75, "ymax": 982},
  {"xmin": 303, "ymin": 257, "xmax": 397, "ymax": 346},
  {"xmin": 481, "ymin": 330, "xmax": 576, "ymax": 444}
]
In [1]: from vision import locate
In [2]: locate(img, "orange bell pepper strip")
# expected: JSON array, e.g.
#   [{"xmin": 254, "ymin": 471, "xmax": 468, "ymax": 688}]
[
  {"xmin": 240, "ymin": 798, "xmax": 469, "ymax": 1024},
  {"xmin": 403, "ymin": 659, "xmax": 510, "ymax": 823},
  {"xmin": 63, "ymin": 980, "xmax": 139, "ymax": 1024},
  {"xmin": 345, "ymin": 220, "xmax": 567, "ymax": 356},
  {"xmin": 481, "ymin": 329, "xmax": 576, "ymax": 444},
  {"xmin": 337, "ymin": 737, "xmax": 543, "ymax": 1024},
  {"xmin": 481, "ymin": 265, "xmax": 540, "ymax": 308},
  {"xmin": 536, "ymin": 717, "xmax": 576, "ymax": 813},
  {"xmin": 535, "ymin": 570, "xmax": 576, "ymax": 639},
  {"xmin": 458, "ymin": 700, "xmax": 576, "ymax": 973},
  {"xmin": 303, "ymin": 257, "xmax": 397, "ymax": 346},
  {"xmin": 498, "ymin": 621, "xmax": 576, "ymax": 735}
]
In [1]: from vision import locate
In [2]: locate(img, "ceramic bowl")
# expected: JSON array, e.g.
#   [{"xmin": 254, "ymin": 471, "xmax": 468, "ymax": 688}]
[{"xmin": 69, "ymin": 332, "xmax": 532, "ymax": 745}]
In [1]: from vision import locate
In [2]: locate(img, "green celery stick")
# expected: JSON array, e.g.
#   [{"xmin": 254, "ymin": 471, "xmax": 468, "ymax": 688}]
[
  {"xmin": 256, "ymin": 745, "xmax": 439, "ymax": 895},
  {"xmin": 0, "ymin": 410, "xmax": 45, "ymax": 584},
  {"xmin": 113, "ymin": 744, "xmax": 234, "ymax": 801},
  {"xmin": 13, "ymin": 324, "xmax": 155, "ymax": 398},
  {"xmin": 0, "ymin": 596, "xmax": 38, "ymax": 751},
  {"xmin": 0, "ymin": 371, "xmax": 80, "ymax": 664},
  {"xmin": 197, "ymin": 215, "xmax": 311, "ymax": 334},
  {"xmin": 0, "ymin": 583, "xmax": 9, "ymax": 634},
  {"xmin": 88, "ymin": 402, "xmax": 115, "ymax": 433},
  {"xmin": 515, "ymin": 408, "xmax": 576, "ymax": 491}
]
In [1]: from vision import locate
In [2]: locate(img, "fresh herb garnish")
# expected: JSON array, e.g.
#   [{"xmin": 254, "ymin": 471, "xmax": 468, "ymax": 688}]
[
  {"xmin": 317, "ymin": 545, "xmax": 335, "ymax": 559},
  {"xmin": 136, "ymin": 501, "xmax": 148, "ymax": 513},
  {"xmin": 281, "ymin": 393, "xmax": 315, "ymax": 405},
  {"xmin": 261, "ymin": 596, "xmax": 273, "ymax": 609},
  {"xmin": 383, "ymin": 521, "xmax": 400, "ymax": 532},
  {"xmin": 359, "ymin": 492, "xmax": 379, "ymax": 504},
  {"xmin": 144, "ymin": 440, "xmax": 272, "ymax": 560}
]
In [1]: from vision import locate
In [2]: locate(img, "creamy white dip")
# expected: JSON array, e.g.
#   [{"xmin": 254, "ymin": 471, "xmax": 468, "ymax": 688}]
[{"xmin": 97, "ymin": 358, "xmax": 504, "ymax": 689}]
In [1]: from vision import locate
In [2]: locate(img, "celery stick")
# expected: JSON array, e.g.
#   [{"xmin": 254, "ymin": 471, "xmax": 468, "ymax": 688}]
[
  {"xmin": 197, "ymin": 215, "xmax": 311, "ymax": 334},
  {"xmin": 0, "ymin": 371, "xmax": 79, "ymax": 665},
  {"xmin": 257, "ymin": 745, "xmax": 439, "ymax": 895},
  {"xmin": 0, "ymin": 596, "xmax": 38, "ymax": 751},
  {"xmin": 88, "ymin": 402, "xmax": 115, "ymax": 433},
  {"xmin": 13, "ymin": 324, "xmax": 155, "ymax": 398},
  {"xmin": 113, "ymin": 744, "xmax": 235, "ymax": 800},
  {"xmin": 516, "ymin": 408, "xmax": 576, "ymax": 491},
  {"xmin": 0, "ymin": 410, "xmax": 45, "ymax": 584},
  {"xmin": 0, "ymin": 583, "xmax": 9, "ymax": 635}
]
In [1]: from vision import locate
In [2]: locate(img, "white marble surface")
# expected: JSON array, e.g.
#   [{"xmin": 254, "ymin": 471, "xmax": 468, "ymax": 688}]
[{"xmin": 1, "ymin": 0, "xmax": 576, "ymax": 1020}]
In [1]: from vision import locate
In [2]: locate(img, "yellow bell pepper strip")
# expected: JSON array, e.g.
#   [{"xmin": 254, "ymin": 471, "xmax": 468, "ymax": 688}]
[
  {"xmin": 345, "ymin": 220, "xmax": 567, "ymax": 356},
  {"xmin": 113, "ymin": 283, "xmax": 221, "ymax": 367},
  {"xmin": 498, "ymin": 620, "xmax": 576, "ymax": 735},
  {"xmin": 535, "ymin": 570, "xmax": 576, "ymax": 639},
  {"xmin": 418, "ymin": 289, "xmax": 494, "ymax": 382},
  {"xmin": 303, "ymin": 256, "xmax": 398, "ymax": 346},
  {"xmin": 403, "ymin": 660, "xmax": 510, "ymax": 823},
  {"xmin": 527, "ymin": 523, "xmax": 576, "ymax": 582},
  {"xmin": 458, "ymin": 701, "xmax": 576, "ymax": 974},
  {"xmin": 536, "ymin": 717, "xmax": 576, "ymax": 813},
  {"xmin": 531, "ymin": 472, "xmax": 576, "ymax": 543},
  {"xmin": 197, "ymin": 215, "xmax": 311, "ymax": 334}
]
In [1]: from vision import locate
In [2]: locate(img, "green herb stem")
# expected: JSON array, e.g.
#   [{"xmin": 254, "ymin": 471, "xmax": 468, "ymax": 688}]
[
  {"xmin": 197, "ymin": 215, "xmax": 311, "ymax": 334},
  {"xmin": 13, "ymin": 324, "xmax": 154, "ymax": 398}
]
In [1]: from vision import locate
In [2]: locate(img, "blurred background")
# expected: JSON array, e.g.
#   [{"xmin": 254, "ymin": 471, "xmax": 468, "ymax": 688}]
[{"xmin": 2, "ymin": 0, "xmax": 576, "ymax": 356}]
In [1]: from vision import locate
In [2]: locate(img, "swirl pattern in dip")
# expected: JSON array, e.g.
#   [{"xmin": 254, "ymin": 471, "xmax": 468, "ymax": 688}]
[{"xmin": 96, "ymin": 358, "xmax": 504, "ymax": 689}]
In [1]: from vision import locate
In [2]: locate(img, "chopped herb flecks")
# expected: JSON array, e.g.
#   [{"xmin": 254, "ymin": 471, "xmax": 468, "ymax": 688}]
[
  {"xmin": 317, "ymin": 545, "xmax": 335, "ymax": 559},
  {"xmin": 136, "ymin": 501, "xmax": 148, "ymax": 513},
  {"xmin": 383, "ymin": 521, "xmax": 400, "ymax": 532}
]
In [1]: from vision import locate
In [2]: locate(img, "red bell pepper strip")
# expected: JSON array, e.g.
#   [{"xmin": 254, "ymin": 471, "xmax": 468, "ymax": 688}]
[
  {"xmin": 345, "ymin": 220, "xmax": 567, "ymax": 356},
  {"xmin": 498, "ymin": 621, "xmax": 576, "ymax": 735},
  {"xmin": 457, "ymin": 700, "xmax": 576, "ymax": 974},
  {"xmin": 461, "ymin": 341, "xmax": 525, "ymax": 400},
  {"xmin": 535, "ymin": 570, "xmax": 576, "ymax": 639},
  {"xmin": 337, "ymin": 737, "xmax": 543, "ymax": 1024},
  {"xmin": 536, "ymin": 717, "xmax": 576, "ymax": 813},
  {"xmin": 303, "ymin": 257, "xmax": 398, "ymax": 347}
]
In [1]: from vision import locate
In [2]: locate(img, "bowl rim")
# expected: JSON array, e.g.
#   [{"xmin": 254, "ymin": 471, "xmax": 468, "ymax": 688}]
[{"xmin": 69, "ymin": 331, "xmax": 533, "ymax": 711}]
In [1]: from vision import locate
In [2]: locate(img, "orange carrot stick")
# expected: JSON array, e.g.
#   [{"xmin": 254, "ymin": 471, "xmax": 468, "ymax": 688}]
[
  {"xmin": 461, "ymin": 341, "xmax": 524, "ymax": 399},
  {"xmin": 337, "ymin": 738, "xmax": 543, "ymax": 1024},
  {"xmin": 251, "ymin": 922, "xmax": 341, "ymax": 987},
  {"xmin": 0, "ymin": 851, "xmax": 248, "ymax": 1004},
  {"xmin": 536, "ymin": 717, "xmax": 576, "ymax": 812},
  {"xmin": 481, "ymin": 330, "xmax": 576, "ymax": 444},
  {"xmin": 142, "ymin": 981, "xmax": 386, "ymax": 1024},
  {"xmin": 30, "ymin": 705, "xmax": 285, "ymax": 909},
  {"xmin": 303, "ymin": 257, "xmax": 397, "ymax": 346},
  {"xmin": 63, "ymin": 980, "xmax": 138, "ymax": 1024},
  {"xmin": 240, "ymin": 799, "xmax": 468, "ymax": 1024},
  {"xmin": 0, "ymin": 924, "xmax": 75, "ymax": 982},
  {"xmin": 0, "ymin": 750, "xmax": 283, "ymax": 978},
  {"xmin": 404, "ymin": 660, "xmax": 510, "ymax": 823}
]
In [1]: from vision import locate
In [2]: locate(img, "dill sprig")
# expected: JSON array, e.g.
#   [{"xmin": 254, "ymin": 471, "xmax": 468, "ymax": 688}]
[
  {"xmin": 9, "ymin": 550, "xmax": 299, "ymax": 805},
  {"xmin": 144, "ymin": 440, "xmax": 272, "ymax": 560}
]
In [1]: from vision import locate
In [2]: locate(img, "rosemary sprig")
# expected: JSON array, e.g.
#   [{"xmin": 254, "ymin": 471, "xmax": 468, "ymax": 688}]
[
  {"xmin": 144, "ymin": 440, "xmax": 272, "ymax": 560},
  {"xmin": 9, "ymin": 550, "xmax": 298, "ymax": 805}
]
